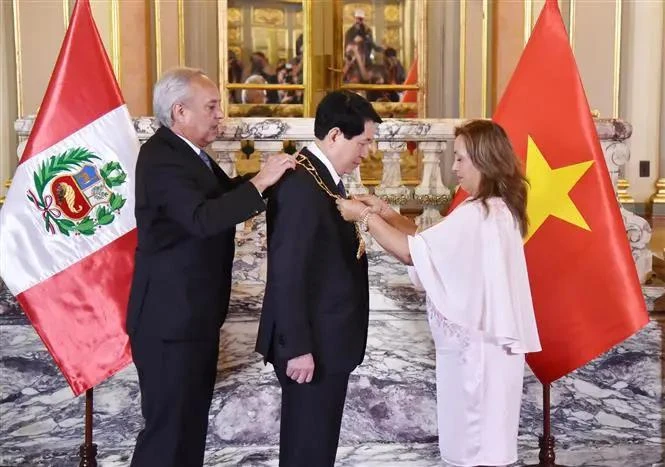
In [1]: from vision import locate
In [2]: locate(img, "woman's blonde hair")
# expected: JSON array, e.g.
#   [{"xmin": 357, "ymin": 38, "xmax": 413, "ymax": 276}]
[{"xmin": 454, "ymin": 119, "xmax": 529, "ymax": 236}]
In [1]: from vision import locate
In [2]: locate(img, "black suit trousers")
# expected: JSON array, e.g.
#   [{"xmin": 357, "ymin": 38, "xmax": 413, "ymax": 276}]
[
  {"xmin": 129, "ymin": 329, "xmax": 220, "ymax": 467},
  {"xmin": 274, "ymin": 361, "xmax": 350, "ymax": 467}
]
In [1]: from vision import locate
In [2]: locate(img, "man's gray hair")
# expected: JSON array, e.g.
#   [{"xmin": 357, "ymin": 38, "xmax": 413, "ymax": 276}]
[{"xmin": 153, "ymin": 67, "xmax": 207, "ymax": 128}]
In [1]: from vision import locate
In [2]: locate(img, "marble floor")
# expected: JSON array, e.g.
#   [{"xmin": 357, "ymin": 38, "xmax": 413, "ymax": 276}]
[{"xmin": 1, "ymin": 219, "xmax": 663, "ymax": 467}]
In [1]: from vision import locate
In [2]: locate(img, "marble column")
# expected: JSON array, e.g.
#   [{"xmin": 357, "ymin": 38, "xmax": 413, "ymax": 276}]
[
  {"xmin": 0, "ymin": 1, "xmax": 18, "ymax": 201},
  {"xmin": 374, "ymin": 141, "xmax": 411, "ymax": 207},
  {"xmin": 621, "ymin": 0, "xmax": 664, "ymax": 204},
  {"xmin": 212, "ymin": 141, "xmax": 241, "ymax": 178},
  {"xmin": 414, "ymin": 141, "xmax": 450, "ymax": 230},
  {"xmin": 252, "ymin": 141, "xmax": 283, "ymax": 168},
  {"xmin": 602, "ymin": 138, "xmax": 653, "ymax": 283},
  {"xmin": 595, "ymin": 119, "xmax": 653, "ymax": 283},
  {"xmin": 343, "ymin": 167, "xmax": 369, "ymax": 197},
  {"xmin": 654, "ymin": 6, "xmax": 665, "ymax": 212}
]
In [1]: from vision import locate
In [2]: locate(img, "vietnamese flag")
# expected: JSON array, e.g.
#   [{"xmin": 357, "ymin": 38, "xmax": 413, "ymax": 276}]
[
  {"xmin": 446, "ymin": 186, "xmax": 467, "ymax": 214},
  {"xmin": 495, "ymin": 0, "xmax": 648, "ymax": 382},
  {"xmin": 0, "ymin": 0, "xmax": 139, "ymax": 395},
  {"xmin": 450, "ymin": 0, "xmax": 648, "ymax": 383}
]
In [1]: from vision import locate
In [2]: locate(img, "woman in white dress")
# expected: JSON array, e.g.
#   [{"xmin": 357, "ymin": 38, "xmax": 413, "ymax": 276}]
[{"xmin": 336, "ymin": 120, "xmax": 541, "ymax": 466}]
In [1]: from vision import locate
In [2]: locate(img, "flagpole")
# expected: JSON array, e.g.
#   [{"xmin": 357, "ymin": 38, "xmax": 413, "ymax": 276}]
[
  {"xmin": 78, "ymin": 388, "xmax": 98, "ymax": 467},
  {"xmin": 525, "ymin": 383, "xmax": 568, "ymax": 467}
]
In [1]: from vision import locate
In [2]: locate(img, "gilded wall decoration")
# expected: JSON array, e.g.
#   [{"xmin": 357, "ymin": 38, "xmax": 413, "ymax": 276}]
[
  {"xmin": 235, "ymin": 152, "xmax": 262, "ymax": 176},
  {"xmin": 253, "ymin": 7, "xmax": 285, "ymax": 27},
  {"xmin": 228, "ymin": 27, "xmax": 241, "ymax": 43},
  {"xmin": 360, "ymin": 148, "xmax": 422, "ymax": 186},
  {"xmin": 372, "ymin": 102, "xmax": 418, "ymax": 119},
  {"xmin": 251, "ymin": 28, "xmax": 289, "ymax": 61},
  {"xmin": 228, "ymin": 7, "xmax": 242, "ymax": 24},
  {"xmin": 229, "ymin": 104, "xmax": 304, "ymax": 118},
  {"xmin": 295, "ymin": 11, "xmax": 302, "ymax": 28},
  {"xmin": 383, "ymin": 27, "xmax": 400, "ymax": 48},
  {"xmin": 384, "ymin": 4, "xmax": 400, "ymax": 23}
]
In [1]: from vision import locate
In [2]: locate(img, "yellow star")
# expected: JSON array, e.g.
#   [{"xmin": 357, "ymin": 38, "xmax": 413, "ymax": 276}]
[{"xmin": 524, "ymin": 135, "xmax": 594, "ymax": 242}]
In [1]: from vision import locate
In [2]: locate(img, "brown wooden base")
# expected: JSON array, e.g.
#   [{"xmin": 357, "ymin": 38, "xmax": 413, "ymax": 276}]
[
  {"xmin": 78, "ymin": 442, "xmax": 97, "ymax": 467},
  {"xmin": 523, "ymin": 435, "xmax": 570, "ymax": 467},
  {"xmin": 524, "ymin": 463, "xmax": 571, "ymax": 466}
]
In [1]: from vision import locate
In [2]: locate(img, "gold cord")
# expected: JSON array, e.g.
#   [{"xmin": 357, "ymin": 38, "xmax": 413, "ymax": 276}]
[{"xmin": 295, "ymin": 154, "xmax": 366, "ymax": 259}]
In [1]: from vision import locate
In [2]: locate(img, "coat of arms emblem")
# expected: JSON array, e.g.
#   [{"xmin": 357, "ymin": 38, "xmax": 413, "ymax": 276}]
[{"xmin": 27, "ymin": 147, "xmax": 127, "ymax": 236}]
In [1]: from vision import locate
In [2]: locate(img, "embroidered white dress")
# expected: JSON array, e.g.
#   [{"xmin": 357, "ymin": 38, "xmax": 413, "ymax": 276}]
[{"xmin": 408, "ymin": 198, "xmax": 541, "ymax": 467}]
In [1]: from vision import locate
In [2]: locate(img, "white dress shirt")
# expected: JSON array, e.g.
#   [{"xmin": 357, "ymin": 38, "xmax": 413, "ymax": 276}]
[
  {"xmin": 305, "ymin": 143, "xmax": 341, "ymax": 186},
  {"xmin": 175, "ymin": 133, "xmax": 203, "ymax": 156}
]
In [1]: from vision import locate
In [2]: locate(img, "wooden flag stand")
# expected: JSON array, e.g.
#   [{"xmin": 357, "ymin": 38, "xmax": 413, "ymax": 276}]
[
  {"xmin": 78, "ymin": 389, "xmax": 98, "ymax": 466},
  {"xmin": 525, "ymin": 383, "xmax": 569, "ymax": 467}
]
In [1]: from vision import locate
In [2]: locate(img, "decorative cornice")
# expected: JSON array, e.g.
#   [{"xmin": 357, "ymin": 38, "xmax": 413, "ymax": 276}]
[
  {"xmin": 594, "ymin": 118, "xmax": 633, "ymax": 140},
  {"xmin": 14, "ymin": 116, "xmax": 633, "ymax": 144}
]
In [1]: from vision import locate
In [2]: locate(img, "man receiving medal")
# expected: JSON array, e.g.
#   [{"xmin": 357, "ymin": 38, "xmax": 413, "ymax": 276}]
[{"xmin": 256, "ymin": 91, "xmax": 382, "ymax": 466}]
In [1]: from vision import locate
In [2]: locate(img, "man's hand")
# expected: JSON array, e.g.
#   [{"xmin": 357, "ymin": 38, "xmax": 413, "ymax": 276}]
[
  {"xmin": 250, "ymin": 153, "xmax": 297, "ymax": 194},
  {"xmin": 286, "ymin": 353, "xmax": 315, "ymax": 384}
]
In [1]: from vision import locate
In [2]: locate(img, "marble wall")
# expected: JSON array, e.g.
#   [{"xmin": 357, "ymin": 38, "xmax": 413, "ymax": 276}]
[{"xmin": 0, "ymin": 218, "xmax": 663, "ymax": 466}]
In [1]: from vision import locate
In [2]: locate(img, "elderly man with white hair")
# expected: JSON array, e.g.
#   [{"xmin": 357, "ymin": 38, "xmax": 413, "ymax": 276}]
[
  {"xmin": 242, "ymin": 73, "xmax": 268, "ymax": 104},
  {"xmin": 125, "ymin": 67, "xmax": 296, "ymax": 467}
]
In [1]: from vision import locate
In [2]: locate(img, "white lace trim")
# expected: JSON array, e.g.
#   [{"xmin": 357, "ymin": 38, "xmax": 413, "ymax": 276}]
[{"xmin": 427, "ymin": 296, "xmax": 472, "ymax": 356}]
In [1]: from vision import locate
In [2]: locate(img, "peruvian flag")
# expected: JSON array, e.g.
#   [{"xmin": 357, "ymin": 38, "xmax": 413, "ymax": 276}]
[{"xmin": 0, "ymin": 0, "xmax": 138, "ymax": 395}]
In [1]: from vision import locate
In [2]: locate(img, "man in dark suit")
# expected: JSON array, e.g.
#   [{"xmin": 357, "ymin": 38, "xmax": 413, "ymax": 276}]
[
  {"xmin": 126, "ymin": 67, "xmax": 295, "ymax": 467},
  {"xmin": 256, "ymin": 91, "xmax": 382, "ymax": 466}
]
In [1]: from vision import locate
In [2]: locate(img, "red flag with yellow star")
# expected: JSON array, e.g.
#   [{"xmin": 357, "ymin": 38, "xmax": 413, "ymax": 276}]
[{"xmin": 493, "ymin": 0, "xmax": 648, "ymax": 382}]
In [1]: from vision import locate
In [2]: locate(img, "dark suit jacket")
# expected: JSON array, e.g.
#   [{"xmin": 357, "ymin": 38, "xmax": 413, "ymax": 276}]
[
  {"xmin": 256, "ymin": 147, "xmax": 370, "ymax": 374},
  {"xmin": 126, "ymin": 126, "xmax": 266, "ymax": 341}
]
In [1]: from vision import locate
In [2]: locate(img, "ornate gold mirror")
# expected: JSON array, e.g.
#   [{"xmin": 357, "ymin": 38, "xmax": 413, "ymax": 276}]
[
  {"xmin": 218, "ymin": 0, "xmax": 426, "ymax": 118},
  {"xmin": 222, "ymin": 0, "xmax": 306, "ymax": 117},
  {"xmin": 338, "ymin": 1, "xmax": 425, "ymax": 118}
]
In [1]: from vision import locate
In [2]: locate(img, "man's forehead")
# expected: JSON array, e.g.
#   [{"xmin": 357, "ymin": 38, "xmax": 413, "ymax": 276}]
[{"xmin": 192, "ymin": 81, "xmax": 220, "ymax": 101}]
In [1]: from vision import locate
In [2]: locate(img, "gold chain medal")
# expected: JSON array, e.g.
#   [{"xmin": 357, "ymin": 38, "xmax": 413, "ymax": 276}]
[{"xmin": 295, "ymin": 154, "xmax": 366, "ymax": 259}]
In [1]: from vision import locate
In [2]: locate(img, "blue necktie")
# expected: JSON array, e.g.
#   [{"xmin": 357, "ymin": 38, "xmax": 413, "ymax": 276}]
[
  {"xmin": 337, "ymin": 180, "xmax": 347, "ymax": 198},
  {"xmin": 198, "ymin": 150, "xmax": 213, "ymax": 171}
]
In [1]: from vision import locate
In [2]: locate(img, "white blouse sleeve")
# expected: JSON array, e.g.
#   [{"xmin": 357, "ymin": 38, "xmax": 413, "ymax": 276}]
[{"xmin": 407, "ymin": 201, "xmax": 541, "ymax": 354}]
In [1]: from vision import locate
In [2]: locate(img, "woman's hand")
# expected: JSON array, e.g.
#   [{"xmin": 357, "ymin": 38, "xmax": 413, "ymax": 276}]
[
  {"xmin": 336, "ymin": 198, "xmax": 368, "ymax": 222},
  {"xmin": 355, "ymin": 194, "xmax": 390, "ymax": 216}
]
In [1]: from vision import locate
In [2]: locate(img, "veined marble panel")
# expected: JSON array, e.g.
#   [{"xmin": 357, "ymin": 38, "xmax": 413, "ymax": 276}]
[{"xmin": 1, "ymin": 302, "xmax": 662, "ymax": 466}]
